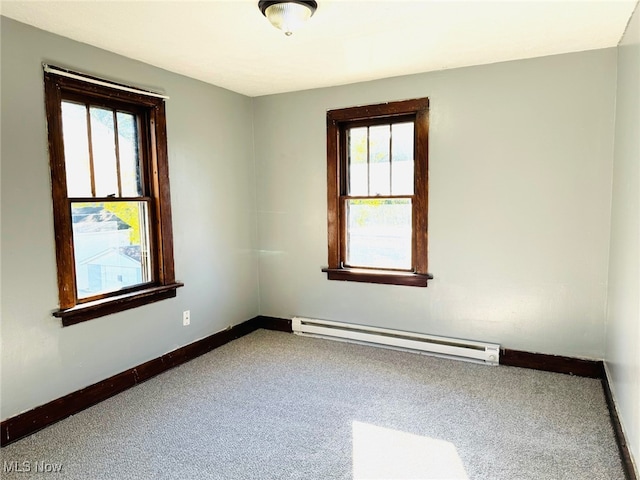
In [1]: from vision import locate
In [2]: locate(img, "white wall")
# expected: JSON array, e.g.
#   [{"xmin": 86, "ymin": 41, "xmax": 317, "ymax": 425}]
[
  {"xmin": 605, "ymin": 3, "xmax": 640, "ymax": 473},
  {"xmin": 253, "ymin": 49, "xmax": 617, "ymax": 359},
  {"xmin": 0, "ymin": 18, "xmax": 260, "ymax": 420}
]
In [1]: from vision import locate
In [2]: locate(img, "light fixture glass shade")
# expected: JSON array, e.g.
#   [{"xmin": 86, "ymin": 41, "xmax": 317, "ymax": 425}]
[{"xmin": 263, "ymin": 2, "xmax": 315, "ymax": 36}]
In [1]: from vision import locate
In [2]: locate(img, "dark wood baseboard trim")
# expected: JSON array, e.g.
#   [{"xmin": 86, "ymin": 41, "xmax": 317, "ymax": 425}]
[
  {"xmin": 500, "ymin": 348, "xmax": 604, "ymax": 378},
  {"xmin": 257, "ymin": 315, "xmax": 292, "ymax": 332},
  {"xmin": 602, "ymin": 369, "xmax": 638, "ymax": 480},
  {"xmin": 0, "ymin": 316, "xmax": 264, "ymax": 447}
]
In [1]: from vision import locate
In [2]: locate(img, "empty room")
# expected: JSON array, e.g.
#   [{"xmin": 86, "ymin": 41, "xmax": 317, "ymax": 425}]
[{"xmin": 1, "ymin": 1, "xmax": 638, "ymax": 479}]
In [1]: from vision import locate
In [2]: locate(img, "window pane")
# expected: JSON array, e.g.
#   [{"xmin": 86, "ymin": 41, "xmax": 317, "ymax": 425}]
[
  {"xmin": 346, "ymin": 198, "xmax": 412, "ymax": 270},
  {"xmin": 61, "ymin": 101, "xmax": 92, "ymax": 197},
  {"xmin": 348, "ymin": 127, "xmax": 368, "ymax": 195},
  {"xmin": 90, "ymin": 107, "xmax": 119, "ymax": 197},
  {"xmin": 369, "ymin": 125, "xmax": 390, "ymax": 196},
  {"xmin": 116, "ymin": 112, "xmax": 142, "ymax": 197},
  {"xmin": 72, "ymin": 201, "xmax": 152, "ymax": 299},
  {"xmin": 391, "ymin": 122, "xmax": 414, "ymax": 195}
]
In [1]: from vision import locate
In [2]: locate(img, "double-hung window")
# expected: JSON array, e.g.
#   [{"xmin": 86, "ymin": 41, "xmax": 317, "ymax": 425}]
[
  {"xmin": 324, "ymin": 98, "xmax": 432, "ymax": 287},
  {"xmin": 44, "ymin": 66, "xmax": 182, "ymax": 325}
]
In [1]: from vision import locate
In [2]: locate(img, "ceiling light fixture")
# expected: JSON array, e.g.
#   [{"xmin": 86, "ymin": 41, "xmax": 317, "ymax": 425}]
[{"xmin": 258, "ymin": 1, "xmax": 318, "ymax": 36}]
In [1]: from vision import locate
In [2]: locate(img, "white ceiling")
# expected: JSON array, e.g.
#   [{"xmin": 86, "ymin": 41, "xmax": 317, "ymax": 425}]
[{"xmin": 1, "ymin": 0, "xmax": 637, "ymax": 97}]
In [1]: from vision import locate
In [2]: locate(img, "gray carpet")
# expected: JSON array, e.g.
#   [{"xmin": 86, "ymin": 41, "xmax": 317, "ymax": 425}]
[{"xmin": 0, "ymin": 330, "xmax": 624, "ymax": 479}]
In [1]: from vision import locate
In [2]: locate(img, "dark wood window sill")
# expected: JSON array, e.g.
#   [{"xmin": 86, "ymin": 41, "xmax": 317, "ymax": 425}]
[
  {"xmin": 53, "ymin": 283, "xmax": 184, "ymax": 327},
  {"xmin": 322, "ymin": 268, "xmax": 433, "ymax": 287}
]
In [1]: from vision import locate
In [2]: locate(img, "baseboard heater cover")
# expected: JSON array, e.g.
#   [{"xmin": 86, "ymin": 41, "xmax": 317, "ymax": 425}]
[{"xmin": 292, "ymin": 317, "xmax": 500, "ymax": 365}]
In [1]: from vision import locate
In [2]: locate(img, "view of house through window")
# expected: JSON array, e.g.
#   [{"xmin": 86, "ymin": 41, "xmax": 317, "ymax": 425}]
[{"xmin": 71, "ymin": 202, "xmax": 151, "ymax": 298}]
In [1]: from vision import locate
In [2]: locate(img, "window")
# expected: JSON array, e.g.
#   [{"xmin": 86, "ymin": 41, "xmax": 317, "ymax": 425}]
[
  {"xmin": 44, "ymin": 67, "xmax": 182, "ymax": 326},
  {"xmin": 323, "ymin": 98, "xmax": 432, "ymax": 287}
]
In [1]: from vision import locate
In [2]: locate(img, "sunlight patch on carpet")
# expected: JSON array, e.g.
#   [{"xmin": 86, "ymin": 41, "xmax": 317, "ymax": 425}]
[{"xmin": 352, "ymin": 421, "xmax": 469, "ymax": 479}]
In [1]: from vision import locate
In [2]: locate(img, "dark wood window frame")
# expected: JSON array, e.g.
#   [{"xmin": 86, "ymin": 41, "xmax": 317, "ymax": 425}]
[
  {"xmin": 44, "ymin": 68, "xmax": 183, "ymax": 326},
  {"xmin": 323, "ymin": 98, "xmax": 432, "ymax": 287}
]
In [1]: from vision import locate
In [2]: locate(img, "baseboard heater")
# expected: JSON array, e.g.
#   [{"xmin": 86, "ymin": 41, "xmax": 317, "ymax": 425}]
[{"xmin": 292, "ymin": 317, "xmax": 500, "ymax": 365}]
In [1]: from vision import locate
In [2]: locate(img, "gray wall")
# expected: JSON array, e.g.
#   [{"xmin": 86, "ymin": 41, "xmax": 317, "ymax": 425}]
[
  {"xmin": 606, "ymin": 3, "xmax": 640, "ymax": 472},
  {"xmin": 0, "ymin": 17, "xmax": 260, "ymax": 420},
  {"xmin": 253, "ymin": 49, "xmax": 617, "ymax": 359}
]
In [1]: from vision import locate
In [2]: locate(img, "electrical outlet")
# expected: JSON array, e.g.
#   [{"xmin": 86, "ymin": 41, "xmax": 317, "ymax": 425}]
[{"xmin": 183, "ymin": 310, "xmax": 190, "ymax": 326}]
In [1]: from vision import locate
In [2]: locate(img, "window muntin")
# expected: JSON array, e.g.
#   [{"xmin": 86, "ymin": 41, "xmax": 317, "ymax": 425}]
[
  {"xmin": 44, "ymin": 68, "xmax": 182, "ymax": 325},
  {"xmin": 324, "ymin": 98, "xmax": 430, "ymax": 287}
]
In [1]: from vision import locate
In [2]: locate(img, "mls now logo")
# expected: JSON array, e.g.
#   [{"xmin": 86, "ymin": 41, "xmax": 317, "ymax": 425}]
[{"xmin": 3, "ymin": 460, "xmax": 63, "ymax": 473}]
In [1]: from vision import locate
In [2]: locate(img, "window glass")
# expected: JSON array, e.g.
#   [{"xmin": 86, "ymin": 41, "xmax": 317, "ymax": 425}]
[
  {"xmin": 71, "ymin": 201, "xmax": 151, "ymax": 298},
  {"xmin": 61, "ymin": 101, "xmax": 92, "ymax": 197},
  {"xmin": 346, "ymin": 198, "xmax": 412, "ymax": 270},
  {"xmin": 90, "ymin": 107, "xmax": 119, "ymax": 197},
  {"xmin": 391, "ymin": 122, "xmax": 414, "ymax": 195},
  {"xmin": 117, "ymin": 112, "xmax": 142, "ymax": 197},
  {"xmin": 368, "ymin": 125, "xmax": 391, "ymax": 196},
  {"xmin": 348, "ymin": 127, "xmax": 368, "ymax": 196}
]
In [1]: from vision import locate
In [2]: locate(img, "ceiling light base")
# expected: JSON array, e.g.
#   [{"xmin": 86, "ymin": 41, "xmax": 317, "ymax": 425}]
[{"xmin": 258, "ymin": 1, "xmax": 318, "ymax": 36}]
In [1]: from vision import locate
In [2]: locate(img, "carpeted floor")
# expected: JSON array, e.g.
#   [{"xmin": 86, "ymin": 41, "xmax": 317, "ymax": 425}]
[{"xmin": 0, "ymin": 330, "xmax": 625, "ymax": 479}]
